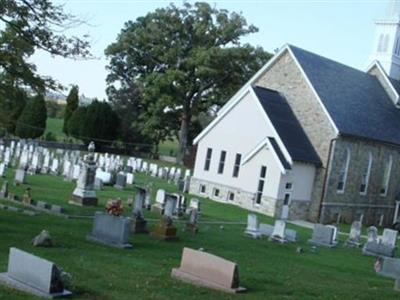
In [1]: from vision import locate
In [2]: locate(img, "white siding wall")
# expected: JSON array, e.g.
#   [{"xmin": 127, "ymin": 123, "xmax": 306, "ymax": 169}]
[
  {"xmin": 193, "ymin": 90, "xmax": 284, "ymax": 199},
  {"xmin": 278, "ymin": 162, "xmax": 316, "ymax": 201}
]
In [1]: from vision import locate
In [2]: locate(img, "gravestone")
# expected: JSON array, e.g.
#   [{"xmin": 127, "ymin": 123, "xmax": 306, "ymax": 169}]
[
  {"xmin": 363, "ymin": 227, "xmax": 397, "ymax": 257},
  {"xmin": 375, "ymin": 257, "xmax": 400, "ymax": 292},
  {"xmin": 261, "ymin": 224, "xmax": 298, "ymax": 242},
  {"xmin": 94, "ymin": 177, "xmax": 103, "ymax": 190},
  {"xmin": 14, "ymin": 169, "xmax": 26, "ymax": 185},
  {"xmin": 151, "ymin": 194, "xmax": 178, "ymax": 241},
  {"xmin": 70, "ymin": 142, "xmax": 98, "ymax": 206},
  {"xmin": 367, "ymin": 226, "xmax": 378, "ymax": 242},
  {"xmin": 151, "ymin": 189, "xmax": 166, "ymax": 215},
  {"xmin": 174, "ymin": 194, "xmax": 186, "ymax": 217},
  {"xmin": 308, "ymin": 224, "xmax": 338, "ymax": 248},
  {"xmin": 186, "ymin": 198, "xmax": 201, "ymax": 215},
  {"xmin": 126, "ymin": 173, "xmax": 134, "ymax": 185},
  {"xmin": 270, "ymin": 220, "xmax": 287, "ymax": 243},
  {"xmin": 186, "ymin": 209, "xmax": 199, "ymax": 233},
  {"xmin": 346, "ymin": 221, "xmax": 362, "ymax": 247},
  {"xmin": 259, "ymin": 223, "xmax": 274, "ymax": 237},
  {"xmin": 86, "ymin": 212, "xmax": 132, "ymax": 248},
  {"xmin": 0, "ymin": 247, "xmax": 71, "ymax": 298},
  {"xmin": 32, "ymin": 230, "xmax": 54, "ymax": 247},
  {"xmin": 50, "ymin": 205, "xmax": 65, "ymax": 214},
  {"xmin": 22, "ymin": 188, "xmax": 32, "ymax": 205},
  {"xmin": 171, "ymin": 247, "xmax": 246, "ymax": 294},
  {"xmin": 114, "ymin": 173, "xmax": 127, "ymax": 190},
  {"xmin": 244, "ymin": 214, "xmax": 261, "ymax": 238},
  {"xmin": 0, "ymin": 163, "xmax": 5, "ymax": 177},
  {"xmin": 131, "ymin": 187, "xmax": 148, "ymax": 234},
  {"xmin": 381, "ymin": 229, "xmax": 398, "ymax": 247},
  {"xmin": 0, "ymin": 181, "xmax": 8, "ymax": 199}
]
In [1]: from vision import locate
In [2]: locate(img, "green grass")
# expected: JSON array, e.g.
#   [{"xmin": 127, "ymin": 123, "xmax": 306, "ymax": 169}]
[
  {"xmin": 45, "ymin": 118, "xmax": 66, "ymax": 140},
  {"xmin": 158, "ymin": 139, "xmax": 179, "ymax": 157},
  {"xmin": 0, "ymin": 169, "xmax": 398, "ymax": 299}
]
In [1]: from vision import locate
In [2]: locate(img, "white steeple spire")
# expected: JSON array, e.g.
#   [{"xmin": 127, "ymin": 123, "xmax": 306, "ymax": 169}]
[{"xmin": 369, "ymin": 1, "xmax": 400, "ymax": 80}]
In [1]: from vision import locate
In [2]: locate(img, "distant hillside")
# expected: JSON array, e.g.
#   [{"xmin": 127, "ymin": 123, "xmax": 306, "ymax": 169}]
[{"xmin": 45, "ymin": 90, "xmax": 94, "ymax": 105}]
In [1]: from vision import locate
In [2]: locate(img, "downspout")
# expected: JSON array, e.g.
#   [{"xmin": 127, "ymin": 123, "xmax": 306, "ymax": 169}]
[{"xmin": 317, "ymin": 137, "xmax": 339, "ymax": 223}]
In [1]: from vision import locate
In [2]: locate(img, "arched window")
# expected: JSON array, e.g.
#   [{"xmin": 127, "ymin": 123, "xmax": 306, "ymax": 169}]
[
  {"xmin": 337, "ymin": 148, "xmax": 350, "ymax": 193},
  {"xmin": 378, "ymin": 34, "xmax": 385, "ymax": 52},
  {"xmin": 380, "ymin": 155, "xmax": 393, "ymax": 196},
  {"xmin": 360, "ymin": 152, "xmax": 373, "ymax": 195}
]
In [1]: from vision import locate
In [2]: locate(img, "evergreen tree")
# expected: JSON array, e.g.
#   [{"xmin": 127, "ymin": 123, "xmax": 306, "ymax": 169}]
[
  {"xmin": 63, "ymin": 85, "xmax": 79, "ymax": 134},
  {"xmin": 68, "ymin": 100, "xmax": 119, "ymax": 146},
  {"xmin": 15, "ymin": 94, "xmax": 47, "ymax": 138},
  {"xmin": 67, "ymin": 106, "xmax": 87, "ymax": 138}
]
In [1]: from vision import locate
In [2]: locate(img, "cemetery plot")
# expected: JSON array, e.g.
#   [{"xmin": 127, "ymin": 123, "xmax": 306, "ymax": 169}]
[{"xmin": 0, "ymin": 141, "xmax": 399, "ymax": 299}]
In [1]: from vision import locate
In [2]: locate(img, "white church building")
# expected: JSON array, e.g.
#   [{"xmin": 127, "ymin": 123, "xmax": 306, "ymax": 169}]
[{"xmin": 190, "ymin": 1, "xmax": 400, "ymax": 226}]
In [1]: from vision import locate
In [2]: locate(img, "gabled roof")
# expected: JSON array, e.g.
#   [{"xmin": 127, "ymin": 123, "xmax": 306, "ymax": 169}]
[
  {"xmin": 253, "ymin": 86, "xmax": 321, "ymax": 166},
  {"xmin": 289, "ymin": 45, "xmax": 400, "ymax": 146},
  {"xmin": 389, "ymin": 77, "xmax": 400, "ymax": 97}
]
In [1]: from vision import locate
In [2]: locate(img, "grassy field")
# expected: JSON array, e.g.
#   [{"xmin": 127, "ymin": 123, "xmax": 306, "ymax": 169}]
[
  {"xmin": 44, "ymin": 117, "xmax": 179, "ymax": 157},
  {"xmin": 45, "ymin": 118, "xmax": 67, "ymax": 141},
  {"xmin": 0, "ymin": 168, "xmax": 398, "ymax": 300}
]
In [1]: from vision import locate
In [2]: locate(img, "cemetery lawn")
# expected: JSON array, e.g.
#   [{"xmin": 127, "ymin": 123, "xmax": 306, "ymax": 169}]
[{"xmin": 0, "ymin": 170, "xmax": 398, "ymax": 299}]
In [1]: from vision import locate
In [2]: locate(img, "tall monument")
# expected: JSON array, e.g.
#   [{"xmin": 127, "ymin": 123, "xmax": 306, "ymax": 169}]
[
  {"xmin": 370, "ymin": 0, "xmax": 400, "ymax": 79},
  {"xmin": 70, "ymin": 142, "xmax": 98, "ymax": 206}
]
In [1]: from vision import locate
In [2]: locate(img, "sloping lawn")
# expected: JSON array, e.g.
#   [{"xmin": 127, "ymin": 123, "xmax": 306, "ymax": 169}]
[{"xmin": 0, "ymin": 169, "xmax": 398, "ymax": 300}]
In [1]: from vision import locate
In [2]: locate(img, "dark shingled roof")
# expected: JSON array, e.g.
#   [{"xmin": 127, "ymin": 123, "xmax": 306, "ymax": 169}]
[
  {"xmin": 388, "ymin": 77, "xmax": 400, "ymax": 97},
  {"xmin": 268, "ymin": 137, "xmax": 292, "ymax": 170},
  {"xmin": 253, "ymin": 86, "xmax": 322, "ymax": 166},
  {"xmin": 289, "ymin": 45, "xmax": 400, "ymax": 146}
]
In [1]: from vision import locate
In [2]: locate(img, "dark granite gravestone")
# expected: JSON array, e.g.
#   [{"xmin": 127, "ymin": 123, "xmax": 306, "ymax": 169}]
[
  {"xmin": 131, "ymin": 187, "xmax": 148, "ymax": 234},
  {"xmin": 86, "ymin": 212, "xmax": 132, "ymax": 248},
  {"xmin": 114, "ymin": 173, "xmax": 127, "ymax": 190}
]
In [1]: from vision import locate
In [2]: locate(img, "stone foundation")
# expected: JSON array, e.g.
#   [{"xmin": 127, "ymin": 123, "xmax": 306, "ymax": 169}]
[{"xmin": 190, "ymin": 177, "xmax": 309, "ymax": 220}]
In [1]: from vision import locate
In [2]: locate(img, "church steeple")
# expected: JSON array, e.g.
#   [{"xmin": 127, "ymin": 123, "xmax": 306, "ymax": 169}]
[{"xmin": 370, "ymin": 0, "xmax": 400, "ymax": 80}]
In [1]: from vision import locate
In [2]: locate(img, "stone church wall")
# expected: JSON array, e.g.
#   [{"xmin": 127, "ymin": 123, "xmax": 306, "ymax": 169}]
[{"xmin": 321, "ymin": 137, "xmax": 399, "ymax": 226}]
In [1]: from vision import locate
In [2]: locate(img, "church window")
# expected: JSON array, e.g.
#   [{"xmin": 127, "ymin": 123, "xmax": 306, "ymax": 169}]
[
  {"xmin": 383, "ymin": 34, "xmax": 390, "ymax": 52},
  {"xmin": 378, "ymin": 34, "xmax": 385, "ymax": 52},
  {"xmin": 204, "ymin": 148, "xmax": 212, "ymax": 171},
  {"xmin": 337, "ymin": 148, "xmax": 351, "ymax": 193},
  {"xmin": 217, "ymin": 150, "xmax": 226, "ymax": 174},
  {"xmin": 380, "ymin": 155, "xmax": 392, "ymax": 196},
  {"xmin": 360, "ymin": 152, "xmax": 373, "ymax": 195}
]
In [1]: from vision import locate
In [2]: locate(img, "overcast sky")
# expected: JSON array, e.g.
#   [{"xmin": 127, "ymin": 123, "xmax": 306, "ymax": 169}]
[{"xmin": 30, "ymin": 0, "xmax": 391, "ymax": 99}]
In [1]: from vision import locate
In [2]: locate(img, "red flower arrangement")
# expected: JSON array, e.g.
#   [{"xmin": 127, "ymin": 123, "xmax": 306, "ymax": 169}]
[{"xmin": 105, "ymin": 198, "xmax": 124, "ymax": 216}]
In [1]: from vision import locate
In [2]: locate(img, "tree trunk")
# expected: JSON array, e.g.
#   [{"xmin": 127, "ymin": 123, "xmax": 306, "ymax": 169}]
[{"xmin": 177, "ymin": 113, "xmax": 190, "ymax": 165}]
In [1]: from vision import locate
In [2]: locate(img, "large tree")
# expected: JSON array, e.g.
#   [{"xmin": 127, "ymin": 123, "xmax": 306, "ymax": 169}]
[
  {"xmin": 0, "ymin": 0, "xmax": 90, "ymax": 134},
  {"xmin": 105, "ymin": 2, "xmax": 271, "ymax": 163},
  {"xmin": 63, "ymin": 85, "xmax": 79, "ymax": 134},
  {"xmin": 15, "ymin": 94, "xmax": 47, "ymax": 138}
]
